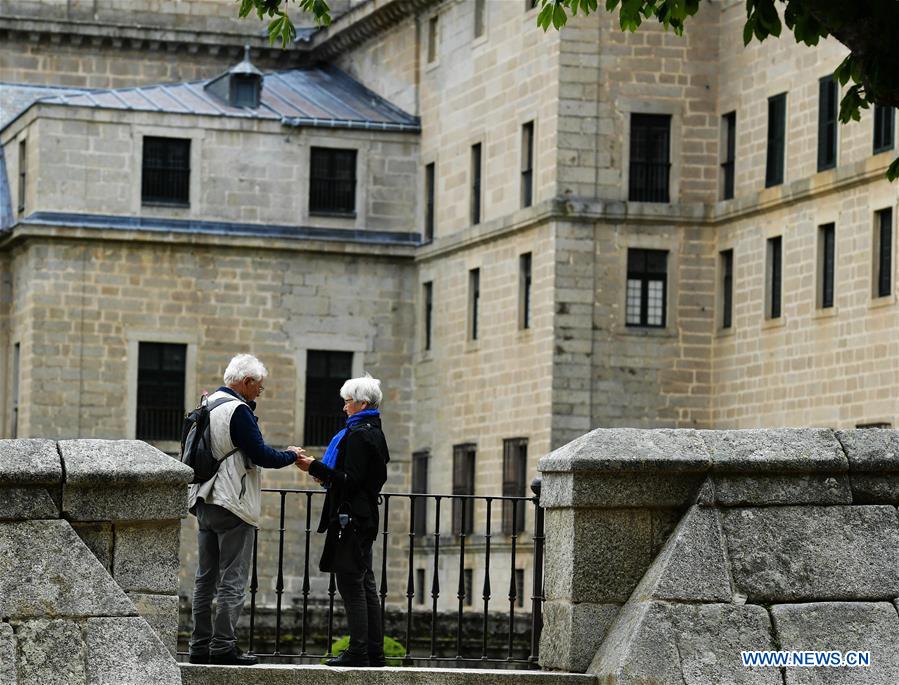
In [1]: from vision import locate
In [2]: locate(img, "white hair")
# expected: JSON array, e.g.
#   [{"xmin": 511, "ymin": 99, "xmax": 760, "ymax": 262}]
[
  {"xmin": 223, "ymin": 354, "xmax": 268, "ymax": 385},
  {"xmin": 340, "ymin": 373, "xmax": 382, "ymax": 408}
]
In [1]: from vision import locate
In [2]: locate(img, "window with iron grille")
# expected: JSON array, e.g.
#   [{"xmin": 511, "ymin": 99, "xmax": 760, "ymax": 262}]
[
  {"xmin": 10, "ymin": 342, "xmax": 19, "ymax": 439},
  {"xmin": 521, "ymin": 121, "xmax": 534, "ymax": 208},
  {"xmin": 141, "ymin": 137, "xmax": 190, "ymax": 206},
  {"xmin": 412, "ymin": 450, "xmax": 429, "ymax": 537},
  {"xmin": 452, "ymin": 443, "xmax": 476, "ymax": 535},
  {"xmin": 629, "ymin": 114, "xmax": 670, "ymax": 202},
  {"xmin": 423, "ymin": 281, "xmax": 433, "ymax": 351},
  {"xmin": 818, "ymin": 223, "xmax": 835, "ymax": 308},
  {"xmin": 17, "ymin": 139, "xmax": 26, "ymax": 216},
  {"xmin": 766, "ymin": 236, "xmax": 782, "ymax": 319},
  {"xmin": 304, "ymin": 350, "xmax": 353, "ymax": 446},
  {"xmin": 515, "ymin": 569, "xmax": 525, "ymax": 608},
  {"xmin": 625, "ymin": 249, "xmax": 668, "ymax": 328},
  {"xmin": 502, "ymin": 438, "xmax": 528, "ymax": 535},
  {"xmin": 469, "ymin": 268, "xmax": 480, "ymax": 341},
  {"xmin": 720, "ymin": 249, "xmax": 733, "ymax": 329},
  {"xmin": 474, "ymin": 0, "xmax": 485, "ymax": 38},
  {"xmin": 416, "ymin": 568, "xmax": 426, "ymax": 605},
  {"xmin": 136, "ymin": 342, "xmax": 186, "ymax": 442},
  {"xmin": 519, "ymin": 253, "xmax": 532, "ymax": 330},
  {"xmin": 721, "ymin": 112, "xmax": 736, "ymax": 200},
  {"xmin": 818, "ymin": 76, "xmax": 838, "ymax": 171},
  {"xmin": 857, "ymin": 422, "xmax": 893, "ymax": 429},
  {"xmin": 765, "ymin": 94, "xmax": 786, "ymax": 187},
  {"xmin": 875, "ymin": 208, "xmax": 893, "ymax": 298},
  {"xmin": 463, "ymin": 569, "xmax": 473, "ymax": 606},
  {"xmin": 424, "ymin": 162, "xmax": 435, "ymax": 242},
  {"xmin": 470, "ymin": 143, "xmax": 482, "ymax": 225},
  {"xmin": 427, "ymin": 16, "xmax": 438, "ymax": 62},
  {"xmin": 873, "ymin": 105, "xmax": 895, "ymax": 154},
  {"xmin": 309, "ymin": 147, "xmax": 356, "ymax": 215}
]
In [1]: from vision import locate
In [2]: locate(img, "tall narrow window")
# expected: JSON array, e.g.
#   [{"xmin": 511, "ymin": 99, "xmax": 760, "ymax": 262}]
[
  {"xmin": 515, "ymin": 569, "xmax": 526, "ymax": 608},
  {"xmin": 412, "ymin": 450, "xmax": 429, "ymax": 536},
  {"xmin": 502, "ymin": 438, "xmax": 528, "ymax": 535},
  {"xmin": 304, "ymin": 350, "xmax": 353, "ymax": 445},
  {"xmin": 474, "ymin": 0, "xmax": 485, "ymax": 38},
  {"xmin": 721, "ymin": 112, "xmax": 736, "ymax": 200},
  {"xmin": 10, "ymin": 342, "xmax": 19, "ymax": 438},
  {"xmin": 519, "ymin": 252, "xmax": 532, "ymax": 330},
  {"xmin": 424, "ymin": 162, "xmax": 435, "ymax": 242},
  {"xmin": 309, "ymin": 147, "xmax": 356, "ymax": 215},
  {"xmin": 470, "ymin": 143, "xmax": 482, "ymax": 225},
  {"xmin": 629, "ymin": 114, "xmax": 671, "ymax": 202},
  {"xmin": 452, "ymin": 443, "xmax": 476, "ymax": 535},
  {"xmin": 17, "ymin": 140, "xmax": 26, "ymax": 216},
  {"xmin": 416, "ymin": 568, "xmax": 426, "ymax": 604},
  {"xmin": 625, "ymin": 249, "xmax": 668, "ymax": 328},
  {"xmin": 818, "ymin": 223, "xmax": 835, "ymax": 308},
  {"xmin": 469, "ymin": 268, "xmax": 480, "ymax": 341},
  {"xmin": 765, "ymin": 94, "xmax": 786, "ymax": 187},
  {"xmin": 720, "ymin": 249, "xmax": 733, "ymax": 329},
  {"xmin": 818, "ymin": 76, "xmax": 838, "ymax": 171},
  {"xmin": 521, "ymin": 121, "xmax": 534, "ymax": 208},
  {"xmin": 463, "ymin": 569, "xmax": 474, "ymax": 606},
  {"xmin": 766, "ymin": 236, "xmax": 782, "ymax": 319},
  {"xmin": 141, "ymin": 137, "xmax": 190, "ymax": 205},
  {"xmin": 875, "ymin": 208, "xmax": 893, "ymax": 298},
  {"xmin": 136, "ymin": 342, "xmax": 187, "ymax": 441},
  {"xmin": 874, "ymin": 105, "xmax": 895, "ymax": 154},
  {"xmin": 427, "ymin": 16, "xmax": 438, "ymax": 63},
  {"xmin": 423, "ymin": 281, "xmax": 433, "ymax": 351}
]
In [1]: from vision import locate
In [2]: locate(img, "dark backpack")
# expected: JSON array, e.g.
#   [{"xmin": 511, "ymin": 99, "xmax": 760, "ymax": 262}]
[{"xmin": 179, "ymin": 394, "xmax": 240, "ymax": 484}]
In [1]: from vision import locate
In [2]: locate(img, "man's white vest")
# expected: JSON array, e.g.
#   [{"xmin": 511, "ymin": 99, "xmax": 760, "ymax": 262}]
[{"xmin": 187, "ymin": 389, "xmax": 262, "ymax": 527}]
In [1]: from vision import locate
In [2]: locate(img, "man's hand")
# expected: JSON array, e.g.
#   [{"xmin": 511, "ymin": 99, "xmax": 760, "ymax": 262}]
[{"xmin": 287, "ymin": 446, "xmax": 307, "ymax": 462}]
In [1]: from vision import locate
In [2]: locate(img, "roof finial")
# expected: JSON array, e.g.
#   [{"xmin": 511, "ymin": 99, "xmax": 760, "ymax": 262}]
[{"xmin": 244, "ymin": 44, "xmax": 252, "ymax": 63}]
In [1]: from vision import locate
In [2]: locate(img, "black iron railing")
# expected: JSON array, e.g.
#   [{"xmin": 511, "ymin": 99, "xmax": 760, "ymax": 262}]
[{"xmin": 236, "ymin": 480, "xmax": 545, "ymax": 667}]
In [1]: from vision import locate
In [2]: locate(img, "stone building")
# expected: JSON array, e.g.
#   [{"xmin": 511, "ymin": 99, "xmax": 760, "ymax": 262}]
[{"xmin": 1, "ymin": 0, "xmax": 898, "ymax": 622}]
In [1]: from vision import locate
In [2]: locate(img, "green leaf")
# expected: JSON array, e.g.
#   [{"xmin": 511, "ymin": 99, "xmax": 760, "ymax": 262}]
[
  {"xmin": 537, "ymin": 3, "xmax": 554, "ymax": 30},
  {"xmin": 887, "ymin": 157, "xmax": 899, "ymax": 182},
  {"xmin": 552, "ymin": 2, "xmax": 568, "ymax": 28}
]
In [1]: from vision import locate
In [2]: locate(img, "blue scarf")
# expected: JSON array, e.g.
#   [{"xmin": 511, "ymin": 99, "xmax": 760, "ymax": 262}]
[{"xmin": 321, "ymin": 409, "xmax": 381, "ymax": 470}]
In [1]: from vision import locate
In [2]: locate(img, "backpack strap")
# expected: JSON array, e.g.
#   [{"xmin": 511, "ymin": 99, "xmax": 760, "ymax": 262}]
[{"xmin": 207, "ymin": 396, "xmax": 242, "ymax": 463}]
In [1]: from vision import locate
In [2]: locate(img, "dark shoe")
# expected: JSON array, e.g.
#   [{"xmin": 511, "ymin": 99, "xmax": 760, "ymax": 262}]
[
  {"xmin": 188, "ymin": 653, "xmax": 209, "ymax": 665},
  {"xmin": 209, "ymin": 649, "xmax": 258, "ymax": 666},
  {"xmin": 325, "ymin": 652, "xmax": 369, "ymax": 667},
  {"xmin": 369, "ymin": 655, "xmax": 387, "ymax": 668}
]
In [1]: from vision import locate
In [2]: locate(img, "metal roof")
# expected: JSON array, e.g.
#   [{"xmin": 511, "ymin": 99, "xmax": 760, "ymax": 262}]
[{"xmin": 30, "ymin": 66, "xmax": 420, "ymax": 132}]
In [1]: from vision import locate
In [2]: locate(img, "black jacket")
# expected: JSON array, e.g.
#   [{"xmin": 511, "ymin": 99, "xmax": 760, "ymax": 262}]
[{"xmin": 309, "ymin": 416, "xmax": 389, "ymax": 545}]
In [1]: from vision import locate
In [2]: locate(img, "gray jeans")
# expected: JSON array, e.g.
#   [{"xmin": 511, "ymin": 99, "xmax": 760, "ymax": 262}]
[{"xmin": 189, "ymin": 502, "xmax": 255, "ymax": 656}]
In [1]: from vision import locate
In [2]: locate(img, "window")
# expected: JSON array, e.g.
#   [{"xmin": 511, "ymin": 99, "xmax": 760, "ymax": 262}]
[
  {"xmin": 625, "ymin": 249, "xmax": 668, "ymax": 327},
  {"xmin": 502, "ymin": 438, "xmax": 528, "ymax": 535},
  {"xmin": 233, "ymin": 75, "xmax": 259, "ymax": 108},
  {"xmin": 765, "ymin": 94, "xmax": 786, "ymax": 187},
  {"xmin": 629, "ymin": 114, "xmax": 670, "ymax": 202},
  {"xmin": 17, "ymin": 140, "xmax": 26, "ymax": 216},
  {"xmin": 873, "ymin": 105, "xmax": 894, "ymax": 154},
  {"xmin": 463, "ymin": 569, "xmax": 473, "ymax": 606},
  {"xmin": 818, "ymin": 223, "xmax": 835, "ymax": 308},
  {"xmin": 519, "ymin": 253, "xmax": 532, "ymax": 330},
  {"xmin": 412, "ymin": 450, "xmax": 429, "ymax": 537},
  {"xmin": 304, "ymin": 350, "xmax": 353, "ymax": 445},
  {"xmin": 10, "ymin": 343, "xmax": 19, "ymax": 438},
  {"xmin": 309, "ymin": 147, "xmax": 356, "ymax": 215},
  {"xmin": 136, "ymin": 342, "xmax": 187, "ymax": 441},
  {"xmin": 875, "ymin": 208, "xmax": 893, "ymax": 298},
  {"xmin": 721, "ymin": 112, "xmax": 736, "ymax": 200},
  {"xmin": 515, "ymin": 569, "xmax": 525, "ymax": 608},
  {"xmin": 474, "ymin": 0, "xmax": 485, "ymax": 38},
  {"xmin": 720, "ymin": 249, "xmax": 733, "ymax": 329},
  {"xmin": 468, "ymin": 268, "xmax": 480, "ymax": 341},
  {"xmin": 818, "ymin": 76, "xmax": 838, "ymax": 171},
  {"xmin": 521, "ymin": 121, "xmax": 534, "ymax": 208},
  {"xmin": 452, "ymin": 443, "xmax": 476, "ymax": 535},
  {"xmin": 423, "ymin": 281, "xmax": 433, "ymax": 351},
  {"xmin": 470, "ymin": 143, "xmax": 482, "ymax": 225},
  {"xmin": 141, "ymin": 137, "xmax": 190, "ymax": 206},
  {"xmin": 416, "ymin": 568, "xmax": 426, "ymax": 605},
  {"xmin": 424, "ymin": 162, "xmax": 435, "ymax": 242},
  {"xmin": 427, "ymin": 16, "xmax": 438, "ymax": 63},
  {"xmin": 766, "ymin": 236, "xmax": 782, "ymax": 319},
  {"xmin": 857, "ymin": 422, "xmax": 892, "ymax": 429}
]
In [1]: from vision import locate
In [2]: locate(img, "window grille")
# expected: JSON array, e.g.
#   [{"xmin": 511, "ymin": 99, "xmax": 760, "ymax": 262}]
[
  {"xmin": 304, "ymin": 350, "xmax": 353, "ymax": 445},
  {"xmin": 141, "ymin": 137, "xmax": 190, "ymax": 205},
  {"xmin": 309, "ymin": 147, "xmax": 356, "ymax": 215},
  {"xmin": 629, "ymin": 114, "xmax": 670, "ymax": 202},
  {"xmin": 136, "ymin": 342, "xmax": 186, "ymax": 441}
]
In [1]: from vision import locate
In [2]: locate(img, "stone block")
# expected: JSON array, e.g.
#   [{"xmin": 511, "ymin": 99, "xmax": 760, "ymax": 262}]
[
  {"xmin": 0, "ymin": 520, "xmax": 134, "ymax": 619},
  {"xmin": 128, "ymin": 593, "xmax": 179, "ymax": 657},
  {"xmin": 0, "ymin": 486, "xmax": 59, "ymax": 519},
  {"xmin": 771, "ymin": 602, "xmax": 899, "ymax": 684},
  {"xmin": 85, "ymin": 617, "xmax": 181, "ymax": 685},
  {"xmin": 703, "ymin": 429, "xmax": 847, "ymax": 474},
  {"xmin": 0, "ymin": 623, "xmax": 14, "ymax": 685},
  {"xmin": 713, "ymin": 473, "xmax": 851, "ymax": 507},
  {"xmin": 539, "ymin": 600, "xmax": 619, "ymax": 672},
  {"xmin": 113, "ymin": 522, "xmax": 180, "ymax": 593},
  {"xmin": 64, "ymin": 484, "xmax": 188, "ymax": 521},
  {"xmin": 0, "ymin": 439, "xmax": 61, "ymax": 485},
  {"xmin": 722, "ymin": 506, "xmax": 899, "ymax": 602},
  {"xmin": 72, "ymin": 522, "xmax": 114, "ymax": 572},
  {"xmin": 836, "ymin": 430, "xmax": 899, "ymax": 504},
  {"xmin": 849, "ymin": 475, "xmax": 899, "ymax": 504},
  {"xmin": 541, "ymin": 471, "xmax": 706, "ymax": 509},
  {"xmin": 16, "ymin": 618, "xmax": 86, "ymax": 685}
]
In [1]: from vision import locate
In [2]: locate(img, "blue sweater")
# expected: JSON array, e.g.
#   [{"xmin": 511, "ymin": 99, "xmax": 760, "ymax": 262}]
[{"xmin": 217, "ymin": 386, "xmax": 296, "ymax": 469}]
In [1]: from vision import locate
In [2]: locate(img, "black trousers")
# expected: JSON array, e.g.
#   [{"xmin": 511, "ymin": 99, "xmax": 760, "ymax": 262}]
[{"xmin": 335, "ymin": 542, "xmax": 383, "ymax": 659}]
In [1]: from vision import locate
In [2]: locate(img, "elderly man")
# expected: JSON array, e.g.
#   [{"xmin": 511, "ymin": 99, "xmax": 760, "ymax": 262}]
[{"xmin": 187, "ymin": 353, "xmax": 305, "ymax": 666}]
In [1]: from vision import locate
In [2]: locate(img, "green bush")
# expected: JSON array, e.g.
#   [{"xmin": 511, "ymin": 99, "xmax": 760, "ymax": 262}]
[{"xmin": 321, "ymin": 635, "xmax": 406, "ymax": 666}]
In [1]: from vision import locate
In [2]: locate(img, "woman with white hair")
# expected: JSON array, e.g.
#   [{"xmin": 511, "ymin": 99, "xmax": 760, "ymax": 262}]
[{"xmin": 296, "ymin": 373, "xmax": 390, "ymax": 667}]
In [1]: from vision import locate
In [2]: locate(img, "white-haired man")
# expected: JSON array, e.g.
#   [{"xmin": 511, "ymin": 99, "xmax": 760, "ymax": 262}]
[{"xmin": 188, "ymin": 353, "xmax": 305, "ymax": 666}]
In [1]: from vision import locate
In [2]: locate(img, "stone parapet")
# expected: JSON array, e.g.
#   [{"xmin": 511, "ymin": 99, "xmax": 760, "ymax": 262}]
[{"xmin": 539, "ymin": 428, "xmax": 899, "ymax": 683}]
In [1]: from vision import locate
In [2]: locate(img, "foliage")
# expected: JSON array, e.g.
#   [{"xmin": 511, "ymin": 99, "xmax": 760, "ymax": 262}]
[
  {"xmin": 237, "ymin": 0, "xmax": 331, "ymax": 47},
  {"xmin": 321, "ymin": 634, "xmax": 406, "ymax": 666}
]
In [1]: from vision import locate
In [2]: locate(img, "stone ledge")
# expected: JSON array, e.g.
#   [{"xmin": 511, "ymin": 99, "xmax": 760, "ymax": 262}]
[
  {"xmin": 0, "ymin": 439, "xmax": 61, "ymax": 484},
  {"xmin": 59, "ymin": 440, "xmax": 192, "ymax": 486}
]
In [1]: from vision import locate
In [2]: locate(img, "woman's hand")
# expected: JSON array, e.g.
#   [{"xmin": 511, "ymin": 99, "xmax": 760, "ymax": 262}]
[{"xmin": 295, "ymin": 454, "xmax": 315, "ymax": 472}]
